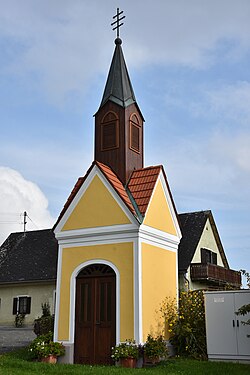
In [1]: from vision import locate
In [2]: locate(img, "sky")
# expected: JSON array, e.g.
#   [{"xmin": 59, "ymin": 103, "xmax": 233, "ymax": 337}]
[{"xmin": 0, "ymin": 0, "xmax": 250, "ymax": 280}]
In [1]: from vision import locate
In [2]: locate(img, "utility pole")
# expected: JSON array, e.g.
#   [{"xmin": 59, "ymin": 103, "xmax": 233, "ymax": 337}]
[{"xmin": 23, "ymin": 211, "xmax": 27, "ymax": 233}]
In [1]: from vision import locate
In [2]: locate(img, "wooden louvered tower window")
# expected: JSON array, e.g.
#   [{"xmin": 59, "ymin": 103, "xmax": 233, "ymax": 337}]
[
  {"xmin": 101, "ymin": 112, "xmax": 119, "ymax": 151},
  {"xmin": 130, "ymin": 113, "xmax": 140, "ymax": 153}
]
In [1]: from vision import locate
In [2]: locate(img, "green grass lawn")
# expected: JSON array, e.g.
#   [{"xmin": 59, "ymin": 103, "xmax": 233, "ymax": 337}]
[{"xmin": 0, "ymin": 350, "xmax": 249, "ymax": 375}]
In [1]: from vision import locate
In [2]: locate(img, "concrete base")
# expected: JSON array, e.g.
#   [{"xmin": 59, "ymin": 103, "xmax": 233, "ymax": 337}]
[
  {"xmin": 58, "ymin": 343, "xmax": 74, "ymax": 364},
  {"xmin": 166, "ymin": 340, "xmax": 175, "ymax": 357}
]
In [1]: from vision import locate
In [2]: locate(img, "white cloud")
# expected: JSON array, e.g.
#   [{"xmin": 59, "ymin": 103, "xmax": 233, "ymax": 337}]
[
  {"xmin": 0, "ymin": 167, "xmax": 55, "ymax": 246},
  {"xmin": 151, "ymin": 127, "xmax": 250, "ymax": 215},
  {"xmin": 1, "ymin": 1, "xmax": 250, "ymax": 102}
]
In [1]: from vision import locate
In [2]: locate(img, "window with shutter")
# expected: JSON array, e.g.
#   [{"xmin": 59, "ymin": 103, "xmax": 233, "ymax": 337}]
[
  {"xmin": 130, "ymin": 114, "xmax": 140, "ymax": 153},
  {"xmin": 211, "ymin": 252, "xmax": 217, "ymax": 265},
  {"xmin": 13, "ymin": 297, "xmax": 18, "ymax": 315},
  {"xmin": 101, "ymin": 112, "xmax": 119, "ymax": 151},
  {"xmin": 13, "ymin": 296, "xmax": 31, "ymax": 315},
  {"xmin": 201, "ymin": 248, "xmax": 218, "ymax": 265}
]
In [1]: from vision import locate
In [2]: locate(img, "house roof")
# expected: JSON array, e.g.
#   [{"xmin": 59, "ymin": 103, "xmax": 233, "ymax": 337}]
[
  {"xmin": 0, "ymin": 229, "xmax": 58, "ymax": 284},
  {"xmin": 99, "ymin": 38, "xmax": 136, "ymax": 109},
  {"xmin": 96, "ymin": 161, "xmax": 135, "ymax": 215},
  {"xmin": 178, "ymin": 210, "xmax": 229, "ymax": 272},
  {"xmin": 127, "ymin": 166, "xmax": 162, "ymax": 215}
]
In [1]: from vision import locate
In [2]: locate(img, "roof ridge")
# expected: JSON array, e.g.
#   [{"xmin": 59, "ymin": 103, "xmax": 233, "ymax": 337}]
[
  {"xmin": 131, "ymin": 165, "xmax": 162, "ymax": 172},
  {"xmin": 179, "ymin": 210, "xmax": 211, "ymax": 216},
  {"xmin": 95, "ymin": 161, "xmax": 137, "ymax": 217}
]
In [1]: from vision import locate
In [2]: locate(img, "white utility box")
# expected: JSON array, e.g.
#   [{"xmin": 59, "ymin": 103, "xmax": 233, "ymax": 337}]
[{"xmin": 204, "ymin": 290, "xmax": 250, "ymax": 362}]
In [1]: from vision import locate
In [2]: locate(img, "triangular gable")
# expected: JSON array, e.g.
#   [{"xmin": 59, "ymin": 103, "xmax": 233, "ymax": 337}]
[
  {"xmin": 55, "ymin": 163, "xmax": 137, "ymax": 232},
  {"xmin": 128, "ymin": 166, "xmax": 181, "ymax": 238},
  {"xmin": 194, "ymin": 217, "xmax": 224, "ymax": 266},
  {"xmin": 178, "ymin": 210, "xmax": 229, "ymax": 272},
  {"xmin": 143, "ymin": 173, "xmax": 179, "ymax": 236}
]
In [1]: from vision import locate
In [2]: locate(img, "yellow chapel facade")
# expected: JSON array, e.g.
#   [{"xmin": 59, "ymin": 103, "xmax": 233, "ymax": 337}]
[{"xmin": 53, "ymin": 35, "xmax": 181, "ymax": 364}]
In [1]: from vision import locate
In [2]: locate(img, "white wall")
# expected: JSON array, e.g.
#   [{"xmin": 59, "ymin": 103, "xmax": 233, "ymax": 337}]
[{"xmin": 0, "ymin": 282, "xmax": 56, "ymax": 326}]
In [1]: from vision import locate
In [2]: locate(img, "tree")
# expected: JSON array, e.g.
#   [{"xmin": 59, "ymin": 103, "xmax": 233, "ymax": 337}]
[{"xmin": 236, "ymin": 270, "xmax": 250, "ymax": 330}]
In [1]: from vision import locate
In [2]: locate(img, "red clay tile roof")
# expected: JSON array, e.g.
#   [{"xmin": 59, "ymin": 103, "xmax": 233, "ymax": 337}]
[
  {"xmin": 127, "ymin": 166, "xmax": 162, "ymax": 215},
  {"xmin": 54, "ymin": 161, "xmax": 136, "ymax": 229},
  {"xmin": 54, "ymin": 162, "xmax": 178, "ymax": 230},
  {"xmin": 96, "ymin": 161, "xmax": 135, "ymax": 215},
  {"xmin": 53, "ymin": 173, "xmax": 87, "ymax": 230}
]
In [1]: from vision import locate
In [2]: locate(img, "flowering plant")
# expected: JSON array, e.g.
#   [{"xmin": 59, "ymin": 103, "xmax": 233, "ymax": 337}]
[
  {"xmin": 111, "ymin": 339, "xmax": 139, "ymax": 361},
  {"xmin": 144, "ymin": 334, "xmax": 168, "ymax": 359},
  {"xmin": 29, "ymin": 332, "xmax": 65, "ymax": 359}
]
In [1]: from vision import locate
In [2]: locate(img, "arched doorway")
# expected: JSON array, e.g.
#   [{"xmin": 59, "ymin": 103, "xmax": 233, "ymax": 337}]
[{"xmin": 74, "ymin": 263, "xmax": 116, "ymax": 365}]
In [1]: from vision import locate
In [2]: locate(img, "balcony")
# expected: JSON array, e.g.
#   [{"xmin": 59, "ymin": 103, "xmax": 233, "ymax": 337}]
[{"xmin": 190, "ymin": 263, "xmax": 241, "ymax": 287}]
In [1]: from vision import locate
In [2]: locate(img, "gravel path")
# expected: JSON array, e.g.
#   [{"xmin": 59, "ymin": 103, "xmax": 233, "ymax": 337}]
[{"xmin": 0, "ymin": 326, "xmax": 36, "ymax": 353}]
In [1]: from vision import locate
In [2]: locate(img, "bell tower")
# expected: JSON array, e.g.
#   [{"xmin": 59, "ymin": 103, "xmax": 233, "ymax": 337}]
[{"xmin": 94, "ymin": 13, "xmax": 144, "ymax": 185}]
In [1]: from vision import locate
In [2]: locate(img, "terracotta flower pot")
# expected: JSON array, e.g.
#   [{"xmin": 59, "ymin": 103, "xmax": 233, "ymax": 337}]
[
  {"xmin": 120, "ymin": 357, "xmax": 137, "ymax": 368},
  {"xmin": 41, "ymin": 355, "xmax": 57, "ymax": 364}
]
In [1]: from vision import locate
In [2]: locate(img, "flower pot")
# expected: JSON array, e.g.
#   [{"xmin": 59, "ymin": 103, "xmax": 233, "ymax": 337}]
[
  {"xmin": 120, "ymin": 357, "xmax": 137, "ymax": 368},
  {"xmin": 41, "ymin": 355, "xmax": 57, "ymax": 364}
]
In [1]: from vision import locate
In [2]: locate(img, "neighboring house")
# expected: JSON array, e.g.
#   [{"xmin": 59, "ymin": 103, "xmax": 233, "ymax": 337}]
[
  {"xmin": 178, "ymin": 210, "xmax": 241, "ymax": 291},
  {"xmin": 0, "ymin": 229, "xmax": 57, "ymax": 325}
]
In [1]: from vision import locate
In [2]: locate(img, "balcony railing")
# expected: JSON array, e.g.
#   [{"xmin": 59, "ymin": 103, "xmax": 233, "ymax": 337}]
[{"xmin": 190, "ymin": 263, "xmax": 241, "ymax": 286}]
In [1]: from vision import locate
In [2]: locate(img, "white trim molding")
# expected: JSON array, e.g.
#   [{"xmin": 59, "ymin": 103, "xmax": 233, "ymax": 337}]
[
  {"xmin": 62, "ymin": 259, "xmax": 121, "ymax": 345},
  {"xmin": 54, "ymin": 245, "xmax": 63, "ymax": 342}
]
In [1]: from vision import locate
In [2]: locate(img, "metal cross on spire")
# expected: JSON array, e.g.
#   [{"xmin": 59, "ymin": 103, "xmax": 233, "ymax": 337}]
[{"xmin": 111, "ymin": 8, "xmax": 125, "ymax": 38}]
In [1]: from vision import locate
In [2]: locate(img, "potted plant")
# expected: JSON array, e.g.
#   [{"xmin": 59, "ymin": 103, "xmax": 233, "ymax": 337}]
[
  {"xmin": 111, "ymin": 339, "xmax": 139, "ymax": 368},
  {"xmin": 29, "ymin": 332, "xmax": 65, "ymax": 363},
  {"xmin": 143, "ymin": 334, "xmax": 168, "ymax": 365}
]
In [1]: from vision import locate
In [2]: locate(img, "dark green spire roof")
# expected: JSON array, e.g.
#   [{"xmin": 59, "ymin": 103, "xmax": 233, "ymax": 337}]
[{"xmin": 100, "ymin": 38, "xmax": 136, "ymax": 108}]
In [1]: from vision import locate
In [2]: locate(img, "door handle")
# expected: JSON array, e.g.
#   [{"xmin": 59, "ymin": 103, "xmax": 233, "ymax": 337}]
[
  {"xmin": 232, "ymin": 320, "xmax": 235, "ymax": 327},
  {"xmin": 96, "ymin": 321, "xmax": 101, "ymax": 325},
  {"xmin": 237, "ymin": 320, "xmax": 239, "ymax": 327}
]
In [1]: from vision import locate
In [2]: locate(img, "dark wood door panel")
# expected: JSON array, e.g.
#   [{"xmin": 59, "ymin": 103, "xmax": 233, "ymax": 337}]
[{"xmin": 74, "ymin": 266, "xmax": 116, "ymax": 365}]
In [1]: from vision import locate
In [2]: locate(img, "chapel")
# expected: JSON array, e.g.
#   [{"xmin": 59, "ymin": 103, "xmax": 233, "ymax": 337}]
[{"xmin": 53, "ymin": 15, "xmax": 181, "ymax": 364}]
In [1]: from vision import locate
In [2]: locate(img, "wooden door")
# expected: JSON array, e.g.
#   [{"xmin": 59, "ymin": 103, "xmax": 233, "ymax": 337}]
[{"xmin": 74, "ymin": 264, "xmax": 116, "ymax": 364}]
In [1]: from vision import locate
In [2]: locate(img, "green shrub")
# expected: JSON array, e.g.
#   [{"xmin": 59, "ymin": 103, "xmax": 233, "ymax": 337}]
[
  {"xmin": 15, "ymin": 313, "xmax": 25, "ymax": 327},
  {"xmin": 33, "ymin": 302, "xmax": 54, "ymax": 336},
  {"xmin": 34, "ymin": 315, "xmax": 54, "ymax": 336},
  {"xmin": 160, "ymin": 291, "xmax": 207, "ymax": 359},
  {"xmin": 144, "ymin": 334, "xmax": 168, "ymax": 359},
  {"xmin": 41, "ymin": 302, "xmax": 51, "ymax": 317}
]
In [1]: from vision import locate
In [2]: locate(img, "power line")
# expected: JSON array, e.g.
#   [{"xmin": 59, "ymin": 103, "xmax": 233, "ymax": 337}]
[
  {"xmin": 0, "ymin": 221, "xmax": 21, "ymax": 224},
  {"xmin": 0, "ymin": 212, "xmax": 40, "ymax": 230},
  {"xmin": 26, "ymin": 213, "xmax": 39, "ymax": 230},
  {"xmin": 0, "ymin": 212, "xmax": 21, "ymax": 215}
]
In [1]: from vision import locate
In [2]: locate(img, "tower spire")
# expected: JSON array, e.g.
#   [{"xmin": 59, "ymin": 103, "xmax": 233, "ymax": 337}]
[
  {"xmin": 94, "ymin": 11, "xmax": 144, "ymax": 184},
  {"xmin": 99, "ymin": 37, "xmax": 137, "ymax": 109}
]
